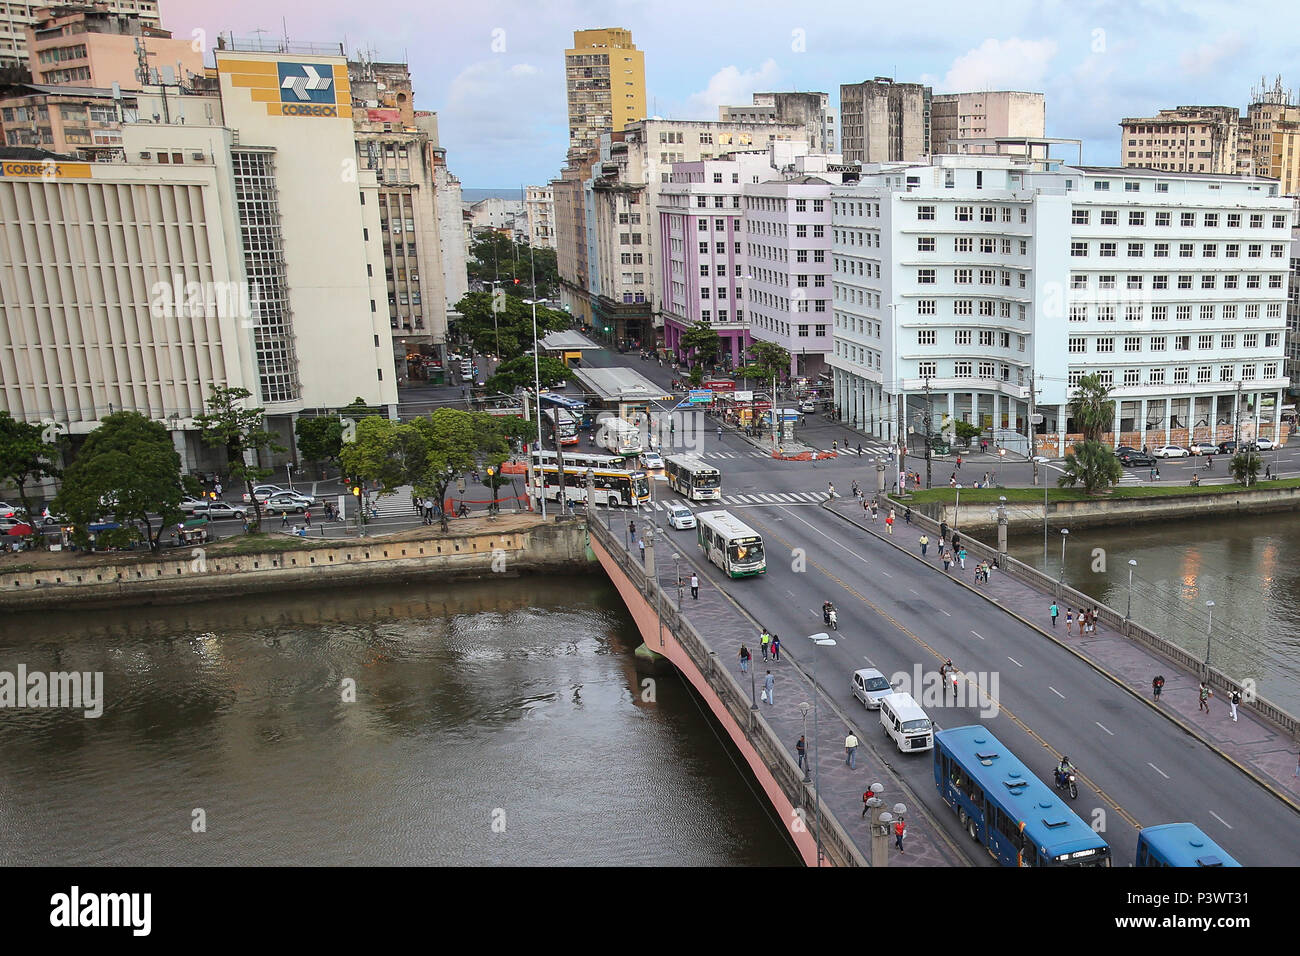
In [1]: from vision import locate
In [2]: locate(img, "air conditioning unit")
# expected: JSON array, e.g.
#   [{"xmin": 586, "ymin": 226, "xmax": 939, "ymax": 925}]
[
  {"xmin": 138, "ymin": 151, "xmax": 151, "ymax": 159},
  {"xmin": 191, "ymin": 152, "xmax": 204, "ymax": 161}
]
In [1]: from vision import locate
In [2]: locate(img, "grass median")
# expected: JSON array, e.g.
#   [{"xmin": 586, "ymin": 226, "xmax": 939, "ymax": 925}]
[{"xmin": 900, "ymin": 477, "xmax": 1300, "ymax": 505}]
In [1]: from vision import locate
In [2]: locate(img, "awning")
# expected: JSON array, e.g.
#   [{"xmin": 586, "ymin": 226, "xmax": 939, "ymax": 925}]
[
  {"xmin": 183, "ymin": 517, "xmax": 210, "ymax": 528},
  {"xmin": 4, "ymin": 523, "xmax": 33, "ymax": 536},
  {"xmin": 88, "ymin": 522, "xmax": 120, "ymax": 532}
]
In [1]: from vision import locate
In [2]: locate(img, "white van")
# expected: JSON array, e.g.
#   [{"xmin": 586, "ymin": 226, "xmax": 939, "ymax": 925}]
[{"xmin": 878, "ymin": 692, "xmax": 933, "ymax": 753}]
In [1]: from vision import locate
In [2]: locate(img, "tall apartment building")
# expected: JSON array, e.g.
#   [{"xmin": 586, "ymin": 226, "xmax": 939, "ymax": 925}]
[
  {"xmin": 0, "ymin": 0, "xmax": 158, "ymax": 70},
  {"xmin": 1243, "ymin": 79, "xmax": 1300, "ymax": 194},
  {"xmin": 23, "ymin": 1, "xmax": 199, "ymax": 86},
  {"xmin": 0, "ymin": 43, "xmax": 400, "ymax": 471},
  {"xmin": 553, "ymin": 148, "xmax": 599, "ymax": 328},
  {"xmin": 524, "ymin": 184, "xmax": 555, "ymax": 249},
  {"xmin": 829, "ymin": 155, "xmax": 1291, "ymax": 458},
  {"xmin": 564, "ymin": 27, "xmax": 645, "ymax": 163},
  {"xmin": 931, "ymin": 91, "xmax": 1045, "ymax": 154},
  {"xmin": 1119, "ymin": 106, "xmax": 1242, "ymax": 174},
  {"xmin": 839, "ymin": 77, "xmax": 930, "ymax": 164},
  {"xmin": 348, "ymin": 57, "xmax": 450, "ymax": 376},
  {"xmin": 718, "ymin": 92, "xmax": 836, "ymax": 152}
]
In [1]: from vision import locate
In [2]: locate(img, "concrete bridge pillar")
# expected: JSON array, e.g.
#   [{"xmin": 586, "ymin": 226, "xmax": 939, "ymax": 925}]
[{"xmin": 644, "ymin": 524, "xmax": 656, "ymax": 580}]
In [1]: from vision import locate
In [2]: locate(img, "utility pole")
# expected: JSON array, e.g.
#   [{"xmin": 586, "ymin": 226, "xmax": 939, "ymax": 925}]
[
  {"xmin": 1027, "ymin": 364, "xmax": 1038, "ymax": 486},
  {"xmin": 924, "ymin": 376, "xmax": 933, "ymax": 491},
  {"xmin": 1234, "ymin": 377, "xmax": 1242, "ymax": 447}
]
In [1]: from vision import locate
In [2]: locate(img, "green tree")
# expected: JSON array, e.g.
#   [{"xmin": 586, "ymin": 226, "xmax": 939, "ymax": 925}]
[
  {"xmin": 294, "ymin": 416, "xmax": 344, "ymax": 477},
  {"xmin": 0, "ymin": 411, "xmax": 61, "ymax": 519},
  {"xmin": 1068, "ymin": 374, "xmax": 1115, "ymax": 444},
  {"xmin": 339, "ymin": 417, "xmax": 429, "ymax": 499},
  {"xmin": 494, "ymin": 415, "xmax": 535, "ymax": 452},
  {"xmin": 687, "ymin": 364, "xmax": 705, "ymax": 387},
  {"xmin": 954, "ymin": 420, "xmax": 981, "ymax": 447},
  {"xmin": 1057, "ymin": 439, "xmax": 1123, "ymax": 496},
  {"xmin": 193, "ymin": 384, "xmax": 286, "ymax": 528},
  {"xmin": 485, "ymin": 355, "xmax": 575, "ymax": 394},
  {"xmin": 409, "ymin": 409, "xmax": 510, "ymax": 530},
  {"xmin": 53, "ymin": 412, "xmax": 183, "ymax": 552},
  {"xmin": 680, "ymin": 321, "xmax": 721, "ymax": 370},
  {"xmin": 451, "ymin": 292, "xmax": 569, "ymax": 361},
  {"xmin": 744, "ymin": 341, "xmax": 791, "ymax": 386},
  {"xmin": 467, "ymin": 234, "xmax": 559, "ymax": 297},
  {"xmin": 1229, "ymin": 450, "xmax": 1261, "ymax": 486}
]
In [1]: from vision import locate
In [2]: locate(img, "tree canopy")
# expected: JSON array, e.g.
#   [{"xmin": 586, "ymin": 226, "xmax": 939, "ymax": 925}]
[
  {"xmin": 0, "ymin": 411, "xmax": 61, "ymax": 518},
  {"xmin": 451, "ymin": 292, "xmax": 570, "ymax": 361},
  {"xmin": 743, "ymin": 340, "xmax": 791, "ymax": 385},
  {"xmin": 1068, "ymin": 374, "xmax": 1115, "ymax": 444},
  {"xmin": 485, "ymin": 355, "xmax": 574, "ymax": 394},
  {"xmin": 466, "ymin": 233, "xmax": 558, "ymax": 298},
  {"xmin": 1057, "ymin": 439, "xmax": 1123, "ymax": 496},
  {"xmin": 295, "ymin": 416, "xmax": 344, "ymax": 472},
  {"xmin": 193, "ymin": 384, "xmax": 286, "ymax": 527},
  {"xmin": 679, "ymin": 322, "xmax": 721, "ymax": 368},
  {"xmin": 53, "ymin": 411, "xmax": 183, "ymax": 551}
]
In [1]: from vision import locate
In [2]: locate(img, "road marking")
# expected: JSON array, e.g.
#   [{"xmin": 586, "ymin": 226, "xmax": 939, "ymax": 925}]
[
  {"xmin": 909, "ymin": 588, "xmax": 919, "ymax": 596},
  {"xmin": 970, "ymin": 630, "xmax": 984, "ymax": 640},
  {"xmin": 1049, "ymin": 686, "xmax": 1065, "ymax": 699},
  {"xmin": 863, "ymin": 656, "xmax": 876, "ymax": 667},
  {"xmin": 1148, "ymin": 762, "xmax": 1169, "ymax": 779},
  {"xmin": 1096, "ymin": 721, "xmax": 1114, "ymax": 736},
  {"xmin": 940, "ymin": 609, "xmax": 951, "ymax": 616},
  {"xmin": 1208, "ymin": 811, "xmax": 1233, "ymax": 830},
  {"xmin": 1007, "ymin": 656, "xmax": 1023, "ymax": 667}
]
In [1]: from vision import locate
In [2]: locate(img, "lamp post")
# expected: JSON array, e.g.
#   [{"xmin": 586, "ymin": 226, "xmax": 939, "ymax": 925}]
[
  {"xmin": 1126, "ymin": 559, "xmax": 1137, "ymax": 621},
  {"xmin": 953, "ymin": 485, "xmax": 962, "ymax": 533},
  {"xmin": 672, "ymin": 551, "xmax": 682, "ymax": 607},
  {"xmin": 798, "ymin": 701, "xmax": 811, "ymax": 782},
  {"xmin": 1058, "ymin": 528, "xmax": 1070, "ymax": 587},
  {"xmin": 1204, "ymin": 600, "xmax": 1216, "ymax": 672},
  {"xmin": 805, "ymin": 631, "xmax": 836, "ymax": 867},
  {"xmin": 1042, "ymin": 468, "xmax": 1049, "ymax": 567},
  {"xmin": 527, "ymin": 243, "xmax": 546, "ymax": 518},
  {"xmin": 996, "ymin": 495, "xmax": 1008, "ymax": 557}
]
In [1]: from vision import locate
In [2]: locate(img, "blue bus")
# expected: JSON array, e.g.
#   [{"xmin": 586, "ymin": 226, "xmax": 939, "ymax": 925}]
[
  {"xmin": 934, "ymin": 726, "xmax": 1111, "ymax": 867},
  {"xmin": 1136, "ymin": 823, "xmax": 1241, "ymax": 867},
  {"xmin": 539, "ymin": 392, "xmax": 592, "ymax": 429}
]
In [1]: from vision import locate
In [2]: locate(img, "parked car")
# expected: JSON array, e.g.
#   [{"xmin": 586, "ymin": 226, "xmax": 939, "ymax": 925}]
[
  {"xmin": 40, "ymin": 507, "xmax": 66, "ymax": 526},
  {"xmin": 194, "ymin": 501, "xmax": 248, "ymax": 520},
  {"xmin": 262, "ymin": 493, "xmax": 315, "ymax": 515},
  {"xmin": 640, "ymin": 451, "xmax": 664, "ymax": 471},
  {"xmin": 1188, "ymin": 442, "xmax": 1219, "ymax": 456},
  {"xmin": 242, "ymin": 484, "xmax": 288, "ymax": 503},
  {"xmin": 1216, "ymin": 440, "xmax": 1239, "ymax": 455},
  {"xmin": 1253, "ymin": 437, "xmax": 1275, "ymax": 450},
  {"xmin": 665, "ymin": 503, "xmax": 696, "ymax": 530},
  {"xmin": 852, "ymin": 668, "xmax": 895, "ymax": 710},
  {"xmin": 0, "ymin": 501, "xmax": 22, "ymax": 518},
  {"xmin": 1154, "ymin": 445, "xmax": 1189, "ymax": 458},
  {"xmin": 1119, "ymin": 450, "xmax": 1156, "ymax": 467},
  {"xmin": 178, "ymin": 496, "xmax": 208, "ymax": 514},
  {"xmin": 1114, "ymin": 445, "xmax": 1138, "ymax": 457},
  {"xmin": 0, "ymin": 514, "xmax": 31, "ymax": 531}
]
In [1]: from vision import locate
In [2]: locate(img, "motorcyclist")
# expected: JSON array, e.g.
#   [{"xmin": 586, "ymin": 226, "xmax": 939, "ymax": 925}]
[
  {"xmin": 828, "ymin": 607, "xmax": 838, "ymax": 630},
  {"xmin": 822, "ymin": 601, "xmax": 833, "ymax": 624},
  {"xmin": 1204, "ymin": 455, "xmax": 1213, "ymax": 470},
  {"xmin": 1056, "ymin": 756, "xmax": 1077, "ymax": 786}
]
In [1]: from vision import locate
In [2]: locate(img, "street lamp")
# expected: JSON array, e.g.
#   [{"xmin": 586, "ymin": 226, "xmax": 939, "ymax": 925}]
[
  {"xmin": 954, "ymin": 485, "xmax": 962, "ymax": 532},
  {"xmin": 1058, "ymin": 528, "xmax": 1070, "ymax": 586},
  {"xmin": 672, "ymin": 551, "xmax": 682, "ymax": 607},
  {"xmin": 798, "ymin": 701, "xmax": 811, "ymax": 782},
  {"xmin": 1126, "ymin": 559, "xmax": 1137, "ymax": 621},
  {"xmin": 805, "ymin": 631, "xmax": 836, "ymax": 867},
  {"xmin": 1204, "ymin": 600, "xmax": 1216, "ymax": 671}
]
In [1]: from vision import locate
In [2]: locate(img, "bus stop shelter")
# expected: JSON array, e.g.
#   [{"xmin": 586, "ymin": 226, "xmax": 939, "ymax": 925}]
[
  {"xmin": 572, "ymin": 366, "xmax": 674, "ymax": 423},
  {"xmin": 538, "ymin": 331, "xmax": 603, "ymax": 368}
]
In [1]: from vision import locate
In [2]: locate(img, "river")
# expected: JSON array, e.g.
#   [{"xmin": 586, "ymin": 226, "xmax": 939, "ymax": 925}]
[
  {"xmin": 0, "ymin": 578, "xmax": 797, "ymax": 866},
  {"xmin": 1009, "ymin": 510, "xmax": 1300, "ymax": 713}
]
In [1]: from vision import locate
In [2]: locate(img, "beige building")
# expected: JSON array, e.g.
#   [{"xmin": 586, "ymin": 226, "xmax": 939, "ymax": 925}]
[
  {"xmin": 0, "ymin": 0, "xmax": 157, "ymax": 69},
  {"xmin": 1119, "ymin": 105, "xmax": 1242, "ymax": 174},
  {"xmin": 839, "ymin": 77, "xmax": 930, "ymax": 163},
  {"xmin": 524, "ymin": 184, "xmax": 555, "ymax": 249},
  {"xmin": 718, "ymin": 91, "xmax": 836, "ymax": 152},
  {"xmin": 564, "ymin": 27, "xmax": 645, "ymax": 163},
  {"xmin": 931, "ymin": 91, "xmax": 1045, "ymax": 154},
  {"xmin": 1243, "ymin": 80, "xmax": 1300, "ymax": 194},
  {"xmin": 553, "ymin": 147, "xmax": 599, "ymax": 329}
]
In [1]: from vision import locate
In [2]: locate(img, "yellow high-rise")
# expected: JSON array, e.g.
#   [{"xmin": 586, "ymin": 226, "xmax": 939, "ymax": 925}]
[{"xmin": 565, "ymin": 28, "xmax": 646, "ymax": 161}]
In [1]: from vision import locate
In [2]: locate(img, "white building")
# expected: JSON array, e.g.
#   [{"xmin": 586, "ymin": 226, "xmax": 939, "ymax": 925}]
[
  {"xmin": 524, "ymin": 184, "xmax": 555, "ymax": 249},
  {"xmin": 830, "ymin": 155, "xmax": 1292, "ymax": 459}
]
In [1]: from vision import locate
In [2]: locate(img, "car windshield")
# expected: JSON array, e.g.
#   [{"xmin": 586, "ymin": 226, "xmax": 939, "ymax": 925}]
[
  {"xmin": 671, "ymin": 507, "xmax": 690, "ymax": 517},
  {"xmin": 902, "ymin": 718, "xmax": 932, "ymax": 732},
  {"xmin": 865, "ymin": 676, "xmax": 891, "ymax": 692}
]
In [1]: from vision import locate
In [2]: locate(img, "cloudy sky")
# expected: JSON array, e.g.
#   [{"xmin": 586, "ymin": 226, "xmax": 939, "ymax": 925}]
[{"xmin": 167, "ymin": 0, "xmax": 1280, "ymax": 188}]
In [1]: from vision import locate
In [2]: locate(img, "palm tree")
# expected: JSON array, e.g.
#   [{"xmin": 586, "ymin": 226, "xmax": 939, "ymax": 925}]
[
  {"xmin": 1057, "ymin": 439, "xmax": 1123, "ymax": 495},
  {"xmin": 1067, "ymin": 374, "xmax": 1115, "ymax": 444}
]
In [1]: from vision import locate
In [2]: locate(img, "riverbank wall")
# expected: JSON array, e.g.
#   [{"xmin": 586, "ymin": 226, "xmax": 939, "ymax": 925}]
[{"xmin": 0, "ymin": 517, "xmax": 592, "ymax": 611}]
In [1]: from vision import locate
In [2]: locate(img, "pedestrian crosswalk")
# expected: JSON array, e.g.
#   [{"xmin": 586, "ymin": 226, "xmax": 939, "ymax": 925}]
[
  {"xmin": 692, "ymin": 449, "xmax": 893, "ymax": 461},
  {"xmin": 642, "ymin": 491, "xmax": 828, "ymax": 511}
]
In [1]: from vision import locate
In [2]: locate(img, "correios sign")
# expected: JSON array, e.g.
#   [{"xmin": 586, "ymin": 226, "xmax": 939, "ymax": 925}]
[{"xmin": 221, "ymin": 55, "xmax": 352, "ymax": 120}]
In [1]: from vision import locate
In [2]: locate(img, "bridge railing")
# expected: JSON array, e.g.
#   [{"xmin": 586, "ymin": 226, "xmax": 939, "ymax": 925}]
[
  {"xmin": 891, "ymin": 500, "xmax": 1300, "ymax": 742},
  {"xmin": 589, "ymin": 508, "xmax": 866, "ymax": 867}
]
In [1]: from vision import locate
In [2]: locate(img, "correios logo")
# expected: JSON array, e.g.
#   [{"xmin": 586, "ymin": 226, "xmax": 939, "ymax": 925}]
[{"xmin": 276, "ymin": 61, "xmax": 337, "ymax": 116}]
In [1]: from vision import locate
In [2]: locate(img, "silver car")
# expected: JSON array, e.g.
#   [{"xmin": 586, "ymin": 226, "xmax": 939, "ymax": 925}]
[
  {"xmin": 262, "ymin": 493, "xmax": 315, "ymax": 515},
  {"xmin": 852, "ymin": 668, "xmax": 895, "ymax": 710}
]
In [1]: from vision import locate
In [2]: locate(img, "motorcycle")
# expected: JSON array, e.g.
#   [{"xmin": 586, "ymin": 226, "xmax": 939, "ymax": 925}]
[
  {"xmin": 828, "ymin": 609, "xmax": 838, "ymax": 631},
  {"xmin": 1054, "ymin": 768, "xmax": 1079, "ymax": 800}
]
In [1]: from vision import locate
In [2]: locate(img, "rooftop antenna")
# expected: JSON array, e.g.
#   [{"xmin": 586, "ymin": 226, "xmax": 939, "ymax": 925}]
[
  {"xmin": 281, "ymin": 17, "xmax": 289, "ymax": 53},
  {"xmin": 249, "ymin": 26, "xmax": 268, "ymax": 51}
]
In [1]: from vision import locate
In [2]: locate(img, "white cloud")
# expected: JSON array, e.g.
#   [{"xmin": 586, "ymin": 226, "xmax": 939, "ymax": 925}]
[
  {"xmin": 443, "ymin": 58, "xmax": 561, "ymax": 153},
  {"xmin": 681, "ymin": 59, "xmax": 783, "ymax": 119},
  {"xmin": 1178, "ymin": 33, "xmax": 1244, "ymax": 76},
  {"xmin": 927, "ymin": 37, "xmax": 1058, "ymax": 93}
]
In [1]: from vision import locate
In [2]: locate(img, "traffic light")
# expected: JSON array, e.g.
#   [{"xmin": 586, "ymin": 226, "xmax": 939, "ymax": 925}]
[
  {"xmin": 513, "ymin": 279, "xmax": 520, "ymax": 285},
  {"xmin": 351, "ymin": 485, "xmax": 361, "ymax": 498}
]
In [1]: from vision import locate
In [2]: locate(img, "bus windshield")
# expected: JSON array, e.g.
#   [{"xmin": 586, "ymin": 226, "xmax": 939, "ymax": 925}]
[
  {"xmin": 729, "ymin": 539, "xmax": 763, "ymax": 564},
  {"xmin": 634, "ymin": 475, "xmax": 649, "ymax": 498},
  {"xmin": 694, "ymin": 472, "xmax": 721, "ymax": 488}
]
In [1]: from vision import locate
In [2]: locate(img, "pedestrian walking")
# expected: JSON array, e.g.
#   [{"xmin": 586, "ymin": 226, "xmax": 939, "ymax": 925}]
[
  {"xmin": 862, "ymin": 498, "xmax": 870, "ymax": 517},
  {"xmin": 904, "ymin": 507, "xmax": 912, "ymax": 525},
  {"xmin": 214, "ymin": 480, "xmax": 223, "ymax": 497},
  {"xmin": 281, "ymin": 512, "xmax": 290, "ymax": 529},
  {"xmin": 885, "ymin": 511, "xmax": 895, "ymax": 535},
  {"xmin": 870, "ymin": 501, "xmax": 878, "ymax": 522},
  {"xmin": 894, "ymin": 817, "xmax": 906, "ymax": 853},
  {"xmin": 857, "ymin": 442, "xmax": 863, "ymax": 456},
  {"xmin": 770, "ymin": 634, "xmax": 781, "ymax": 661},
  {"xmin": 851, "ymin": 479, "xmax": 860, "ymax": 498},
  {"xmin": 919, "ymin": 534, "xmax": 930, "ymax": 557},
  {"xmin": 764, "ymin": 670, "xmax": 775, "ymax": 706},
  {"xmin": 1065, "ymin": 608, "xmax": 1074, "ymax": 635},
  {"xmin": 845, "ymin": 732, "xmax": 859, "ymax": 769},
  {"xmin": 942, "ymin": 550, "xmax": 952, "ymax": 572},
  {"xmin": 828, "ymin": 482, "xmax": 836, "ymax": 500},
  {"xmin": 951, "ymin": 533, "xmax": 961, "ymax": 554},
  {"xmin": 638, "ymin": 537, "xmax": 645, "ymax": 563},
  {"xmin": 939, "ymin": 520, "xmax": 949, "ymax": 543},
  {"xmin": 956, "ymin": 455, "xmax": 963, "ymax": 470},
  {"xmin": 629, "ymin": 519, "xmax": 637, "ymax": 542},
  {"xmin": 1198, "ymin": 682, "xmax": 1212, "ymax": 713},
  {"xmin": 690, "ymin": 573, "xmax": 699, "ymax": 599},
  {"xmin": 739, "ymin": 644, "xmax": 751, "ymax": 673},
  {"xmin": 1152, "ymin": 675, "xmax": 1165, "ymax": 701},
  {"xmin": 1050, "ymin": 602, "xmax": 1059, "ymax": 627},
  {"xmin": 958, "ymin": 547, "xmax": 967, "ymax": 570},
  {"xmin": 861, "ymin": 787, "xmax": 876, "ymax": 818},
  {"xmin": 1229, "ymin": 688, "xmax": 1241, "ymax": 722},
  {"xmin": 304, "ymin": 509, "xmax": 312, "ymax": 527},
  {"xmin": 796, "ymin": 735, "xmax": 807, "ymax": 770}
]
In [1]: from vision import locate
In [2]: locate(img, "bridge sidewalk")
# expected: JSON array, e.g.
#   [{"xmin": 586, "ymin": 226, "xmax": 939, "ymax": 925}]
[
  {"xmin": 604, "ymin": 508, "xmax": 966, "ymax": 867},
  {"xmin": 827, "ymin": 500, "xmax": 1300, "ymax": 810}
]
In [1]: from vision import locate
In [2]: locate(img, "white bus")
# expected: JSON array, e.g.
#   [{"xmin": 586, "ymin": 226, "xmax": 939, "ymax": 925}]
[
  {"xmin": 664, "ymin": 454, "xmax": 722, "ymax": 501},
  {"xmin": 595, "ymin": 414, "xmax": 643, "ymax": 457},
  {"xmin": 696, "ymin": 510, "xmax": 766, "ymax": 577},
  {"xmin": 530, "ymin": 449, "xmax": 626, "ymax": 471},
  {"xmin": 542, "ymin": 407, "xmax": 579, "ymax": 446},
  {"xmin": 530, "ymin": 463, "xmax": 650, "ymax": 508}
]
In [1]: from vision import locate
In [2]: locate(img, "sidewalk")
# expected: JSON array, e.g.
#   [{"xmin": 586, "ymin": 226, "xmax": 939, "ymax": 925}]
[
  {"xmin": 604, "ymin": 507, "xmax": 966, "ymax": 867},
  {"xmin": 825, "ymin": 498, "xmax": 1300, "ymax": 809}
]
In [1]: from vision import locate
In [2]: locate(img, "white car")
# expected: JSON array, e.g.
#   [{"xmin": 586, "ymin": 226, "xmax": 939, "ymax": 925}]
[
  {"xmin": 853, "ymin": 668, "xmax": 895, "ymax": 710},
  {"xmin": 242, "ymin": 484, "xmax": 288, "ymax": 503},
  {"xmin": 262, "ymin": 493, "xmax": 316, "ymax": 515},
  {"xmin": 665, "ymin": 503, "xmax": 696, "ymax": 530},
  {"xmin": 178, "ymin": 496, "xmax": 208, "ymax": 514},
  {"xmin": 1154, "ymin": 445, "xmax": 1189, "ymax": 458},
  {"xmin": 640, "ymin": 451, "xmax": 664, "ymax": 470},
  {"xmin": 1253, "ymin": 437, "xmax": 1274, "ymax": 450},
  {"xmin": 195, "ymin": 501, "xmax": 248, "ymax": 520}
]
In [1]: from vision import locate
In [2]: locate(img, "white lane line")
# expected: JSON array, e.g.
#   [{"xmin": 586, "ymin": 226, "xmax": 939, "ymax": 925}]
[
  {"xmin": 971, "ymin": 630, "xmax": 984, "ymax": 640},
  {"xmin": 776, "ymin": 493, "xmax": 797, "ymax": 502},
  {"xmin": 862, "ymin": 656, "xmax": 876, "ymax": 667},
  {"xmin": 1007, "ymin": 656, "xmax": 1023, "ymax": 667},
  {"xmin": 909, "ymin": 588, "xmax": 919, "ymax": 596},
  {"xmin": 940, "ymin": 609, "xmax": 951, "ymax": 616},
  {"xmin": 1096, "ymin": 721, "xmax": 1114, "ymax": 736},
  {"xmin": 1208, "ymin": 811, "xmax": 1233, "ymax": 830},
  {"xmin": 1049, "ymin": 686, "xmax": 1065, "ymax": 699},
  {"xmin": 1148, "ymin": 762, "xmax": 1169, "ymax": 779}
]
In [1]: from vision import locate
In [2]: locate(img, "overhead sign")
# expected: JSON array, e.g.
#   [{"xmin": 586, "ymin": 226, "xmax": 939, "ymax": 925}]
[
  {"xmin": 702, "ymin": 380, "xmax": 736, "ymax": 392},
  {"xmin": 688, "ymin": 389, "xmax": 713, "ymax": 404}
]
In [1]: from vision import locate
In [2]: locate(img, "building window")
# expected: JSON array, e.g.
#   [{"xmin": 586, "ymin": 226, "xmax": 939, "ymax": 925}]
[
  {"xmin": 1072, "ymin": 209, "xmax": 1090, "ymax": 225},
  {"xmin": 919, "ymin": 361, "xmax": 937, "ymax": 377},
  {"xmin": 917, "ymin": 237, "xmax": 935, "ymax": 252},
  {"xmin": 954, "ymin": 361, "xmax": 973, "ymax": 377},
  {"xmin": 1069, "ymin": 336, "xmax": 1086, "ymax": 354},
  {"xmin": 918, "ymin": 329, "xmax": 936, "ymax": 345},
  {"xmin": 1154, "ymin": 212, "xmax": 1171, "ymax": 226},
  {"xmin": 1099, "ymin": 242, "xmax": 1117, "ymax": 257},
  {"xmin": 917, "ymin": 205, "xmax": 935, "ymax": 220},
  {"xmin": 1123, "ymin": 368, "xmax": 1140, "ymax": 386},
  {"xmin": 955, "ymin": 330, "xmax": 972, "ymax": 346},
  {"xmin": 917, "ymin": 268, "xmax": 936, "ymax": 284},
  {"xmin": 1071, "ymin": 241, "xmax": 1088, "ymax": 257},
  {"xmin": 917, "ymin": 299, "xmax": 936, "ymax": 315},
  {"xmin": 954, "ymin": 300, "xmax": 972, "ymax": 315},
  {"xmin": 1129, "ymin": 211, "xmax": 1145, "ymax": 226}
]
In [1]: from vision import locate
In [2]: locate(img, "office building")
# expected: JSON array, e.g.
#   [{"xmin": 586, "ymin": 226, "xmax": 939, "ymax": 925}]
[
  {"xmin": 1119, "ymin": 106, "xmax": 1241, "ymax": 174},
  {"xmin": 0, "ymin": 0, "xmax": 159, "ymax": 70},
  {"xmin": 719, "ymin": 92, "xmax": 836, "ymax": 153},
  {"xmin": 932, "ymin": 91, "xmax": 1045, "ymax": 155}
]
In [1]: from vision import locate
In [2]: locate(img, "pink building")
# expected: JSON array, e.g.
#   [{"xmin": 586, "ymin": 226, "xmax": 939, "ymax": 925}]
[{"xmin": 25, "ymin": 3, "xmax": 202, "ymax": 89}]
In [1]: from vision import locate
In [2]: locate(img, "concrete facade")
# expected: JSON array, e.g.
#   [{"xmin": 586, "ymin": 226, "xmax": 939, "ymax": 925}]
[
  {"xmin": 719, "ymin": 91, "xmax": 836, "ymax": 153},
  {"xmin": 0, "ymin": 0, "xmax": 159, "ymax": 70},
  {"xmin": 839, "ymin": 77, "xmax": 930, "ymax": 164},
  {"xmin": 1119, "ymin": 106, "xmax": 1242, "ymax": 175},
  {"xmin": 565, "ymin": 27, "xmax": 645, "ymax": 163},
  {"xmin": 24, "ymin": 2, "xmax": 200, "ymax": 88},
  {"xmin": 524, "ymin": 184, "xmax": 555, "ymax": 249},
  {"xmin": 932, "ymin": 91, "xmax": 1045, "ymax": 155}
]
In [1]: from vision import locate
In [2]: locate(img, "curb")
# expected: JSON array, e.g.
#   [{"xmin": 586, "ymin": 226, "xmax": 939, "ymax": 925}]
[{"xmin": 819, "ymin": 497, "xmax": 1300, "ymax": 819}]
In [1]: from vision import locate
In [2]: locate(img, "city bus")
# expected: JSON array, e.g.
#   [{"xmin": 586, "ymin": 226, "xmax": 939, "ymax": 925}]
[
  {"xmin": 595, "ymin": 414, "xmax": 643, "ymax": 457},
  {"xmin": 696, "ymin": 510, "xmax": 766, "ymax": 577},
  {"xmin": 664, "ymin": 454, "xmax": 722, "ymax": 501},
  {"xmin": 530, "ymin": 449, "xmax": 626, "ymax": 471},
  {"xmin": 1136, "ymin": 823, "xmax": 1241, "ymax": 867},
  {"xmin": 542, "ymin": 407, "xmax": 579, "ymax": 446},
  {"xmin": 530, "ymin": 463, "xmax": 650, "ymax": 508},
  {"xmin": 539, "ymin": 392, "xmax": 592, "ymax": 429},
  {"xmin": 934, "ymin": 725, "xmax": 1112, "ymax": 867}
]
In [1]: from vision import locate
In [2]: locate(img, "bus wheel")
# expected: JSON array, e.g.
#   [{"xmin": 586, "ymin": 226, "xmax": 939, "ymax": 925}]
[
  {"xmin": 968, "ymin": 817, "xmax": 978, "ymax": 841},
  {"xmin": 958, "ymin": 807, "xmax": 969, "ymax": 829},
  {"xmin": 610, "ymin": 495, "xmax": 621, "ymax": 507}
]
